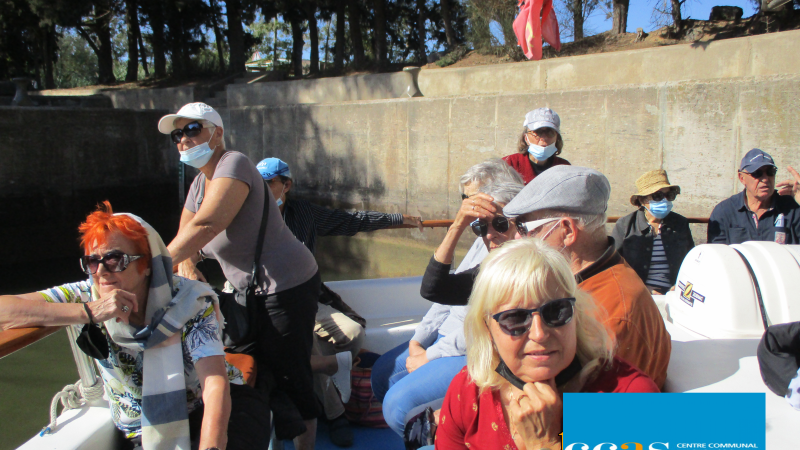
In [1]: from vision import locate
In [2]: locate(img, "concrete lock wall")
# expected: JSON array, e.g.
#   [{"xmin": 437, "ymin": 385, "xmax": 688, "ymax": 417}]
[
  {"xmin": 0, "ymin": 107, "xmax": 181, "ymax": 269},
  {"xmin": 210, "ymin": 31, "xmax": 800, "ymax": 279},
  {"xmin": 219, "ymin": 72, "xmax": 800, "ymax": 277}
]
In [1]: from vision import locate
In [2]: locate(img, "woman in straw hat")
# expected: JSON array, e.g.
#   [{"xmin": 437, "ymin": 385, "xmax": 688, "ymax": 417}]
[{"xmin": 612, "ymin": 170, "xmax": 694, "ymax": 295}]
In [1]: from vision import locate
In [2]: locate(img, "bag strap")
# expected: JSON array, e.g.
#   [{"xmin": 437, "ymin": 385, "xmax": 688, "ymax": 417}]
[
  {"xmin": 199, "ymin": 173, "xmax": 270, "ymax": 290},
  {"xmin": 249, "ymin": 180, "xmax": 271, "ymax": 289}
]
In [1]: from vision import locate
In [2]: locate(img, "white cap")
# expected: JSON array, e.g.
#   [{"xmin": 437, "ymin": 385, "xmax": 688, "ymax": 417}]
[
  {"xmin": 522, "ymin": 107, "xmax": 561, "ymax": 135},
  {"xmin": 158, "ymin": 102, "xmax": 223, "ymax": 134}
]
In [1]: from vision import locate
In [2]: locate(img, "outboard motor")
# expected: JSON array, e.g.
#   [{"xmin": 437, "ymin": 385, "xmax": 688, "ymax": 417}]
[{"xmin": 666, "ymin": 242, "xmax": 800, "ymax": 339}]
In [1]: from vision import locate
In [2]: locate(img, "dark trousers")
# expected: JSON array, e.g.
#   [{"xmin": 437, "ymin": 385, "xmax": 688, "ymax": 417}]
[
  {"xmin": 115, "ymin": 383, "xmax": 270, "ymax": 450},
  {"xmin": 253, "ymin": 271, "xmax": 322, "ymax": 437}
]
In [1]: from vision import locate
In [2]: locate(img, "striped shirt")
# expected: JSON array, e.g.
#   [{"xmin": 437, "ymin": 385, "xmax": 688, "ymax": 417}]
[
  {"xmin": 283, "ymin": 199, "xmax": 404, "ymax": 254},
  {"xmin": 644, "ymin": 233, "xmax": 672, "ymax": 291}
]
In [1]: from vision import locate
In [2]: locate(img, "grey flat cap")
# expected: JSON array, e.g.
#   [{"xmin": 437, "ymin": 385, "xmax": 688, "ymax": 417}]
[{"xmin": 503, "ymin": 165, "xmax": 610, "ymax": 218}]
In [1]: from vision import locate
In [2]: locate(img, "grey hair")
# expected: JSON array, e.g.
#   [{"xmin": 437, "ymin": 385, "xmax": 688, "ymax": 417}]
[
  {"xmin": 479, "ymin": 182, "xmax": 524, "ymax": 205},
  {"xmin": 459, "ymin": 159, "xmax": 525, "ymax": 194}
]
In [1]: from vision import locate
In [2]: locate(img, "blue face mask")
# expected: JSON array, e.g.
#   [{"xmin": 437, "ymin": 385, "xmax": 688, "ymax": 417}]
[
  {"xmin": 646, "ymin": 199, "xmax": 673, "ymax": 219},
  {"xmin": 526, "ymin": 136, "xmax": 558, "ymax": 161},
  {"xmin": 179, "ymin": 127, "xmax": 216, "ymax": 168}
]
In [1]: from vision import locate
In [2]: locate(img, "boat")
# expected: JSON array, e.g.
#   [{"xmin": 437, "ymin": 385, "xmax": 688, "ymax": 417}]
[{"xmin": 3, "ymin": 240, "xmax": 798, "ymax": 449}]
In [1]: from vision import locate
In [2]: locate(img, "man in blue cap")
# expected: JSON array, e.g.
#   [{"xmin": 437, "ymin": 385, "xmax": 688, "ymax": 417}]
[
  {"xmin": 708, "ymin": 149, "xmax": 800, "ymax": 245},
  {"xmin": 256, "ymin": 157, "xmax": 423, "ymax": 446}
]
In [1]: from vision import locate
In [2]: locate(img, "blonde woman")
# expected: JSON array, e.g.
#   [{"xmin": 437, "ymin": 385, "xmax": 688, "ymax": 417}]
[{"xmin": 435, "ymin": 239, "xmax": 659, "ymax": 450}]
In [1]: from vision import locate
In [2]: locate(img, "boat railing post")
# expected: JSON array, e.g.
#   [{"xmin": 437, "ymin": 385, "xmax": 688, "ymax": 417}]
[{"xmin": 64, "ymin": 325, "xmax": 105, "ymax": 406}]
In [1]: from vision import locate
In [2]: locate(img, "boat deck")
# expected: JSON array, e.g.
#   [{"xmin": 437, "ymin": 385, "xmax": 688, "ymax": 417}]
[{"xmin": 279, "ymin": 421, "xmax": 404, "ymax": 450}]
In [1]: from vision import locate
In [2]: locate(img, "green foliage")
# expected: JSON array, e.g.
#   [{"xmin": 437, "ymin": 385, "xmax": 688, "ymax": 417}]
[
  {"xmin": 54, "ymin": 31, "xmax": 98, "ymax": 88},
  {"xmin": 435, "ymin": 44, "xmax": 468, "ymax": 66},
  {"xmin": 248, "ymin": 16, "xmax": 292, "ymax": 62}
]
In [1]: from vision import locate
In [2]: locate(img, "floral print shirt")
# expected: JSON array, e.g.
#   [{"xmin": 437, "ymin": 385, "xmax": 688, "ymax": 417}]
[{"xmin": 39, "ymin": 278, "xmax": 244, "ymax": 438}]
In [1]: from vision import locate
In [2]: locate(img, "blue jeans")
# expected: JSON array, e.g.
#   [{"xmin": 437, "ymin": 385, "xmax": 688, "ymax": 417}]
[{"xmin": 371, "ymin": 339, "xmax": 467, "ymax": 436}]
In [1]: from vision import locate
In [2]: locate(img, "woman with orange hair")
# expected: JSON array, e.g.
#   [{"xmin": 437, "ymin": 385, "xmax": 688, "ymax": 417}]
[{"xmin": 0, "ymin": 202, "xmax": 269, "ymax": 450}]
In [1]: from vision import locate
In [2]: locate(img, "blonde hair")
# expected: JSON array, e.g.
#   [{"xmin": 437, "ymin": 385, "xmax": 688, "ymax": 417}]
[{"xmin": 464, "ymin": 238, "xmax": 615, "ymax": 393}]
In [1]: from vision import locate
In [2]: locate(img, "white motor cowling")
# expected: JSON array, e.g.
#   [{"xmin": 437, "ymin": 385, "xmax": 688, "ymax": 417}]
[{"xmin": 667, "ymin": 242, "xmax": 800, "ymax": 339}]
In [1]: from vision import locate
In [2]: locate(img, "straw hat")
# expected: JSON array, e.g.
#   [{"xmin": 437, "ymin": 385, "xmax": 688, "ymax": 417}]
[{"xmin": 629, "ymin": 170, "xmax": 680, "ymax": 206}]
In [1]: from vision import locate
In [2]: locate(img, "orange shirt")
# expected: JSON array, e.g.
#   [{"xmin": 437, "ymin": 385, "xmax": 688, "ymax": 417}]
[{"xmin": 578, "ymin": 244, "xmax": 672, "ymax": 389}]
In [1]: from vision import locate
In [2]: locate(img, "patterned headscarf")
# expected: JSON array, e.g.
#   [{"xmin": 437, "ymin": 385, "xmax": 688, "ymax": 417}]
[{"xmin": 98, "ymin": 214, "xmax": 218, "ymax": 450}]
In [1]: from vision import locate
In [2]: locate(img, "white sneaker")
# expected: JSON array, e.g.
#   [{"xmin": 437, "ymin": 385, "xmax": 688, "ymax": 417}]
[{"xmin": 330, "ymin": 351, "xmax": 353, "ymax": 404}]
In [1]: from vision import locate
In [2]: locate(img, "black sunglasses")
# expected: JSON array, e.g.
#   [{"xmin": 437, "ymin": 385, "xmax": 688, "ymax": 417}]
[
  {"xmin": 470, "ymin": 216, "xmax": 511, "ymax": 237},
  {"xmin": 492, "ymin": 298, "xmax": 576, "ymax": 336},
  {"xmin": 741, "ymin": 167, "xmax": 778, "ymax": 178},
  {"xmin": 170, "ymin": 121, "xmax": 210, "ymax": 144},
  {"xmin": 647, "ymin": 190, "xmax": 678, "ymax": 202},
  {"xmin": 80, "ymin": 250, "xmax": 142, "ymax": 275}
]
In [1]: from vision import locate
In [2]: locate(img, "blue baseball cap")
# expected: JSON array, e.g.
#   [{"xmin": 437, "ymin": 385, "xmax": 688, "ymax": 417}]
[
  {"xmin": 740, "ymin": 148, "xmax": 776, "ymax": 173},
  {"xmin": 257, "ymin": 158, "xmax": 292, "ymax": 180}
]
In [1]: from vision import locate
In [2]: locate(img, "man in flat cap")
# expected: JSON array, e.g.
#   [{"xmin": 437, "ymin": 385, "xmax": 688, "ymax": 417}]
[
  {"xmin": 708, "ymin": 148, "xmax": 800, "ymax": 245},
  {"xmin": 503, "ymin": 165, "xmax": 672, "ymax": 389}
]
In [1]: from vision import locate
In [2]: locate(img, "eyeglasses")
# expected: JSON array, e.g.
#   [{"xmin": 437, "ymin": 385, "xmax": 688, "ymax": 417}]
[
  {"xmin": 80, "ymin": 250, "xmax": 143, "ymax": 275},
  {"xmin": 492, "ymin": 298, "xmax": 576, "ymax": 336},
  {"xmin": 526, "ymin": 128, "xmax": 557, "ymax": 140},
  {"xmin": 170, "ymin": 121, "xmax": 212, "ymax": 144},
  {"xmin": 470, "ymin": 216, "xmax": 512, "ymax": 237},
  {"xmin": 647, "ymin": 190, "xmax": 678, "ymax": 202},
  {"xmin": 741, "ymin": 167, "xmax": 778, "ymax": 178},
  {"xmin": 515, "ymin": 217, "xmax": 559, "ymax": 236}
]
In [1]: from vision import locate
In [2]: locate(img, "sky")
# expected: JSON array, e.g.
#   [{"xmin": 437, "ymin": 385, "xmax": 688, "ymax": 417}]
[
  {"xmin": 584, "ymin": 0, "xmax": 758, "ymax": 36},
  {"xmin": 294, "ymin": 0, "xmax": 760, "ymax": 60}
]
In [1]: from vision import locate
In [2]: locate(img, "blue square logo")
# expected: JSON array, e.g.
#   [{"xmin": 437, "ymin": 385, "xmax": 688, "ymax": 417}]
[{"xmin": 563, "ymin": 393, "xmax": 765, "ymax": 450}]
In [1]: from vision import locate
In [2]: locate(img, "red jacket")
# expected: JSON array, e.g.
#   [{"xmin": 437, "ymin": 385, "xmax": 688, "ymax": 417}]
[
  {"xmin": 436, "ymin": 358, "xmax": 658, "ymax": 450},
  {"xmin": 502, "ymin": 152, "xmax": 570, "ymax": 184}
]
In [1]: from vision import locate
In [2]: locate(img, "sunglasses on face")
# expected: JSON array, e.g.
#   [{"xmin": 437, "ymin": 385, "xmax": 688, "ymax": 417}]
[
  {"xmin": 471, "ymin": 216, "xmax": 512, "ymax": 237},
  {"xmin": 492, "ymin": 298, "xmax": 576, "ymax": 336},
  {"xmin": 80, "ymin": 250, "xmax": 142, "ymax": 275},
  {"xmin": 515, "ymin": 217, "xmax": 559, "ymax": 236},
  {"xmin": 647, "ymin": 190, "xmax": 678, "ymax": 202},
  {"xmin": 170, "ymin": 121, "xmax": 212, "ymax": 144},
  {"xmin": 741, "ymin": 167, "xmax": 778, "ymax": 178}
]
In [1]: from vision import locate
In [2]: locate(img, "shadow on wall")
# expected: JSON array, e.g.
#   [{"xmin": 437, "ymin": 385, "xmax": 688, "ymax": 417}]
[
  {"xmin": 0, "ymin": 107, "xmax": 181, "ymax": 275},
  {"xmin": 221, "ymin": 103, "xmax": 396, "ymax": 280}
]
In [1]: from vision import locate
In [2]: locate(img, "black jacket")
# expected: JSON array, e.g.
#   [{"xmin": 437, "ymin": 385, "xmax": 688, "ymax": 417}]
[{"xmin": 611, "ymin": 209, "xmax": 694, "ymax": 291}]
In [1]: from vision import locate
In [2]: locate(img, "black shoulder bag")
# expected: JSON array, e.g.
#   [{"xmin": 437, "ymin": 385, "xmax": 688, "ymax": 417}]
[{"xmin": 211, "ymin": 178, "xmax": 271, "ymax": 353}]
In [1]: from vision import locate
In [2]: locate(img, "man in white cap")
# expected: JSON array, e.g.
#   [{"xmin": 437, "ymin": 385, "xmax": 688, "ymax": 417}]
[{"xmin": 503, "ymin": 165, "xmax": 672, "ymax": 388}]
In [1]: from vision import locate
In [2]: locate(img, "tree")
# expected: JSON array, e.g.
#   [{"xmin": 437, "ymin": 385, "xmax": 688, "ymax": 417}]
[
  {"xmin": 612, "ymin": 0, "xmax": 629, "ymax": 34},
  {"xmin": 416, "ymin": 0, "xmax": 427, "ymax": 62},
  {"xmin": 440, "ymin": 0, "xmax": 457, "ymax": 48},
  {"xmin": 333, "ymin": 0, "xmax": 345, "ymax": 71},
  {"xmin": 124, "ymin": 0, "xmax": 140, "ymax": 81},
  {"xmin": 139, "ymin": 0, "xmax": 166, "ymax": 77},
  {"xmin": 209, "ymin": 0, "xmax": 226, "ymax": 72},
  {"xmin": 226, "ymin": 0, "xmax": 246, "ymax": 73},
  {"xmin": 372, "ymin": 0, "xmax": 387, "ymax": 69},
  {"xmin": 306, "ymin": 0, "xmax": 319, "ymax": 74},
  {"xmin": 348, "ymin": 0, "xmax": 365, "ymax": 68}
]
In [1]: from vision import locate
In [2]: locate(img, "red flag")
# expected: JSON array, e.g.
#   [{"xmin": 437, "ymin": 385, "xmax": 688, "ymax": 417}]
[{"xmin": 513, "ymin": 0, "xmax": 561, "ymax": 60}]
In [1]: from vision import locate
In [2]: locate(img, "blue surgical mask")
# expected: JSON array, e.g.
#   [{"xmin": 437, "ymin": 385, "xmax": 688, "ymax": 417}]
[
  {"xmin": 273, "ymin": 183, "xmax": 287, "ymax": 207},
  {"xmin": 646, "ymin": 199, "xmax": 673, "ymax": 219},
  {"xmin": 179, "ymin": 128, "xmax": 216, "ymax": 168},
  {"xmin": 526, "ymin": 137, "xmax": 558, "ymax": 161}
]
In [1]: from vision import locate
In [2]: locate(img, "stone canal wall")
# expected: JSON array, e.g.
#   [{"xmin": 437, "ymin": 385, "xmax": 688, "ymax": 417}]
[{"xmin": 4, "ymin": 30, "xmax": 799, "ymax": 278}]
